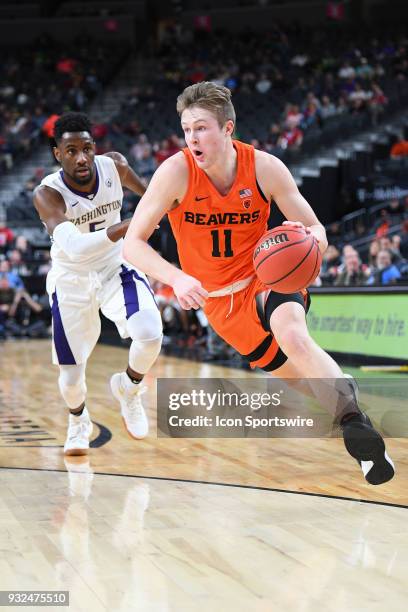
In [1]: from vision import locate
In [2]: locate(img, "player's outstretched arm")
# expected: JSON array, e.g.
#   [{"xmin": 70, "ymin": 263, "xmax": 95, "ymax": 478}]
[
  {"xmin": 33, "ymin": 185, "xmax": 131, "ymax": 262},
  {"xmin": 123, "ymin": 155, "xmax": 208, "ymax": 310},
  {"xmin": 105, "ymin": 151, "xmax": 146, "ymax": 196},
  {"xmin": 256, "ymin": 151, "xmax": 328, "ymax": 253}
]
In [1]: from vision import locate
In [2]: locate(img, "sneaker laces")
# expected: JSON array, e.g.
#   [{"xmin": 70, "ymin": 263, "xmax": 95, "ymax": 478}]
[
  {"xmin": 126, "ymin": 386, "xmax": 147, "ymax": 420},
  {"xmin": 68, "ymin": 419, "xmax": 91, "ymax": 441}
]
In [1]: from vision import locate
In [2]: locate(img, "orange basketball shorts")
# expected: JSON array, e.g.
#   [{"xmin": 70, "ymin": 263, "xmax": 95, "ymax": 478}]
[{"xmin": 204, "ymin": 276, "xmax": 309, "ymax": 371}]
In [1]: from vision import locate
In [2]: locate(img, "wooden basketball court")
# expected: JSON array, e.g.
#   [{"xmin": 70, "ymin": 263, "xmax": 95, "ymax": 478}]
[{"xmin": 1, "ymin": 339, "xmax": 407, "ymax": 611}]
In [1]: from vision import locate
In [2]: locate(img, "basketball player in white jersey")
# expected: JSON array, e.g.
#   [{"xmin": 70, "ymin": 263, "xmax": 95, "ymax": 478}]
[{"xmin": 33, "ymin": 112, "xmax": 163, "ymax": 455}]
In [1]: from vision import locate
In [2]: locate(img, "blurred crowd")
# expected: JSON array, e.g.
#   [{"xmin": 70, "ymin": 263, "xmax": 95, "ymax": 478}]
[
  {"xmin": 90, "ymin": 22, "xmax": 408, "ymax": 165},
  {"xmin": 316, "ymin": 197, "xmax": 408, "ymax": 288},
  {"xmin": 0, "ymin": 217, "xmax": 51, "ymax": 339},
  {"xmin": 0, "ymin": 35, "xmax": 129, "ymax": 175}
]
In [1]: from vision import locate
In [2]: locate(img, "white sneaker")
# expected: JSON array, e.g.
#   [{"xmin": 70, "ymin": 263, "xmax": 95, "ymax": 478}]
[
  {"xmin": 64, "ymin": 408, "xmax": 93, "ymax": 456},
  {"xmin": 110, "ymin": 372, "xmax": 149, "ymax": 439}
]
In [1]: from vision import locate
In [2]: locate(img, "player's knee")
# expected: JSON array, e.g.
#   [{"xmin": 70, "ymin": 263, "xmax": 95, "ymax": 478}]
[
  {"xmin": 58, "ymin": 365, "xmax": 87, "ymax": 409},
  {"xmin": 127, "ymin": 309, "xmax": 163, "ymax": 343},
  {"xmin": 277, "ymin": 325, "xmax": 312, "ymax": 359},
  {"xmin": 128, "ymin": 309, "xmax": 163, "ymax": 374}
]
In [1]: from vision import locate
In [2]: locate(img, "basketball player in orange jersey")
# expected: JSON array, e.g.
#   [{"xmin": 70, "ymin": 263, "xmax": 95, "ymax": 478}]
[{"xmin": 123, "ymin": 82, "xmax": 394, "ymax": 485}]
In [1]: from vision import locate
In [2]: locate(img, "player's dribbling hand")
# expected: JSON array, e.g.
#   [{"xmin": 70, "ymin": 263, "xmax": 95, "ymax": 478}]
[
  {"xmin": 172, "ymin": 273, "xmax": 208, "ymax": 310},
  {"xmin": 282, "ymin": 221, "xmax": 320, "ymax": 242},
  {"xmin": 282, "ymin": 220, "xmax": 310, "ymax": 233}
]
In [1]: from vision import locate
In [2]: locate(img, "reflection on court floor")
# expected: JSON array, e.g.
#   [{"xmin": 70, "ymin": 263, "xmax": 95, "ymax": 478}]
[{"xmin": 1, "ymin": 467, "xmax": 408, "ymax": 612}]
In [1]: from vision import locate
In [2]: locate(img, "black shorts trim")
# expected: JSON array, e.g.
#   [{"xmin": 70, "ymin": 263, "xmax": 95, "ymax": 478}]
[
  {"xmin": 256, "ymin": 290, "xmax": 310, "ymax": 333},
  {"xmin": 240, "ymin": 334, "xmax": 272, "ymax": 362},
  {"xmin": 261, "ymin": 347, "xmax": 288, "ymax": 371}
]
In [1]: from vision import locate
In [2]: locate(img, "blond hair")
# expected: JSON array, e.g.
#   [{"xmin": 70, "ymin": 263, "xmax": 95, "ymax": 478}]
[{"xmin": 176, "ymin": 81, "xmax": 236, "ymax": 128}]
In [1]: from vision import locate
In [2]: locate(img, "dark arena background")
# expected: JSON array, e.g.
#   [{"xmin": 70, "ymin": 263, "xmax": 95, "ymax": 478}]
[{"xmin": 1, "ymin": 1, "xmax": 408, "ymax": 611}]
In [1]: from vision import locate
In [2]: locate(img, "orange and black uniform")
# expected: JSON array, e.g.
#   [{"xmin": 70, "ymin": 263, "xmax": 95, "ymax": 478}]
[{"xmin": 168, "ymin": 140, "xmax": 309, "ymax": 370}]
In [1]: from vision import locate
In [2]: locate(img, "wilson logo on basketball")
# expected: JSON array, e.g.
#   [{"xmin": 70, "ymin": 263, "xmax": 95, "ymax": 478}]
[{"xmin": 254, "ymin": 233, "xmax": 289, "ymax": 257}]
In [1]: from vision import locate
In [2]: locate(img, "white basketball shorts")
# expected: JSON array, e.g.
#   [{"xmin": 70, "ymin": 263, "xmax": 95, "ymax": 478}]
[{"xmin": 46, "ymin": 262, "xmax": 157, "ymax": 365}]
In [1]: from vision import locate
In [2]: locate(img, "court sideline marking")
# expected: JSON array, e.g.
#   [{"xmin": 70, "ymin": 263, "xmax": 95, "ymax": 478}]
[{"xmin": 0, "ymin": 465, "xmax": 406, "ymax": 510}]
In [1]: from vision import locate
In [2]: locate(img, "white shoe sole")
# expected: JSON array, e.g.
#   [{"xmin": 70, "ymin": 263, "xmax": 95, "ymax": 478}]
[{"xmin": 121, "ymin": 416, "xmax": 148, "ymax": 440}]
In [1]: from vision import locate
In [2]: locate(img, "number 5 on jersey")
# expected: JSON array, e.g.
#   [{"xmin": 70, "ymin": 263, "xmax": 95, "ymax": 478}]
[
  {"xmin": 211, "ymin": 229, "xmax": 233, "ymax": 257},
  {"xmin": 90, "ymin": 219, "xmax": 106, "ymax": 232}
]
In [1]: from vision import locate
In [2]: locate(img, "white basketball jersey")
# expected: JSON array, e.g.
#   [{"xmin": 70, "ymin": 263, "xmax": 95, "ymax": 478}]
[{"xmin": 41, "ymin": 155, "xmax": 123, "ymax": 271}]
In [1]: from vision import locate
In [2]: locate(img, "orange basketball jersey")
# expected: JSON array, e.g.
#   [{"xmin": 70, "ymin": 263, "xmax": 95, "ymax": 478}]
[{"xmin": 168, "ymin": 140, "xmax": 270, "ymax": 292}]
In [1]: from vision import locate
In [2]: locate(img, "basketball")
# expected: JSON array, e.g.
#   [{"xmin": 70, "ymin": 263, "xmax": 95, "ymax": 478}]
[{"xmin": 253, "ymin": 225, "xmax": 322, "ymax": 293}]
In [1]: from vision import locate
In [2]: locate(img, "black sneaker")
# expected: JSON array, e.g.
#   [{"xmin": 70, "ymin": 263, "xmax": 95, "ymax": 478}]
[{"xmin": 341, "ymin": 412, "xmax": 395, "ymax": 485}]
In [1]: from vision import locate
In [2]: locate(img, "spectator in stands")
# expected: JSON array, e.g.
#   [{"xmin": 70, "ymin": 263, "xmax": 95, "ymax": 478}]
[
  {"xmin": 368, "ymin": 238, "xmax": 380, "ymax": 268},
  {"xmin": 390, "ymin": 134, "xmax": 408, "ymax": 158},
  {"xmin": 130, "ymin": 134, "xmax": 152, "ymax": 162},
  {"xmin": 379, "ymin": 236, "xmax": 403, "ymax": 264},
  {"xmin": 255, "ymin": 73, "xmax": 272, "ymax": 94},
  {"xmin": 154, "ymin": 136, "xmax": 181, "ymax": 165},
  {"xmin": 320, "ymin": 244, "xmax": 341, "ymax": 284},
  {"xmin": 0, "ymin": 258, "xmax": 24, "ymax": 290},
  {"xmin": 320, "ymin": 95, "xmax": 337, "ymax": 120},
  {"xmin": 301, "ymin": 100, "xmax": 320, "ymax": 130},
  {"xmin": 375, "ymin": 209, "xmax": 391, "ymax": 237},
  {"xmin": 7, "ymin": 249, "xmax": 29, "ymax": 277},
  {"xmin": 334, "ymin": 251, "xmax": 367, "ymax": 286},
  {"xmin": 134, "ymin": 149, "xmax": 157, "ymax": 182},
  {"xmin": 338, "ymin": 61, "xmax": 356, "ymax": 80},
  {"xmin": 341, "ymin": 244, "xmax": 358, "ymax": 261},
  {"xmin": 42, "ymin": 113, "xmax": 60, "ymax": 147},
  {"xmin": 14, "ymin": 234, "xmax": 33, "ymax": 261},
  {"xmin": 356, "ymin": 57, "xmax": 374, "ymax": 81},
  {"xmin": 367, "ymin": 249, "xmax": 401, "ymax": 285},
  {"xmin": 387, "ymin": 198, "xmax": 405, "ymax": 223},
  {"xmin": 284, "ymin": 104, "xmax": 303, "ymax": 129},
  {"xmin": 0, "ymin": 218, "xmax": 14, "ymax": 255},
  {"xmin": 391, "ymin": 235, "xmax": 406, "ymax": 267},
  {"xmin": 369, "ymin": 82, "xmax": 387, "ymax": 124},
  {"xmin": 325, "ymin": 221, "xmax": 342, "ymax": 245},
  {"xmin": 0, "ymin": 259, "xmax": 43, "ymax": 335},
  {"xmin": 32, "ymin": 106, "xmax": 47, "ymax": 133},
  {"xmin": 265, "ymin": 123, "xmax": 282, "ymax": 154},
  {"xmin": 278, "ymin": 125, "xmax": 303, "ymax": 151},
  {"xmin": 399, "ymin": 220, "xmax": 408, "ymax": 259},
  {"xmin": 349, "ymin": 83, "xmax": 371, "ymax": 114},
  {"xmin": 336, "ymin": 94, "xmax": 349, "ymax": 114}
]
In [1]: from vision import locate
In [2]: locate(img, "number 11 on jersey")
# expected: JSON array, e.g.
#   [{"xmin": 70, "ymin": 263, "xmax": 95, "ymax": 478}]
[{"xmin": 211, "ymin": 229, "xmax": 233, "ymax": 257}]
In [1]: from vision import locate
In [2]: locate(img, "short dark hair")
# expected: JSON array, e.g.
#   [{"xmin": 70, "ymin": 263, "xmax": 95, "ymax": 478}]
[{"xmin": 54, "ymin": 112, "xmax": 93, "ymax": 142}]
